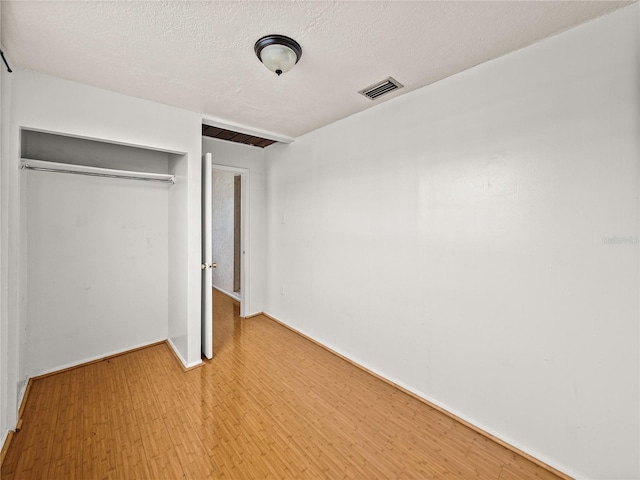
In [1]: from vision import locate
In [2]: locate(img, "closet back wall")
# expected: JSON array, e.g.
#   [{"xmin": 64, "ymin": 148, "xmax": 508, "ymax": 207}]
[{"xmin": 23, "ymin": 134, "xmax": 169, "ymax": 377}]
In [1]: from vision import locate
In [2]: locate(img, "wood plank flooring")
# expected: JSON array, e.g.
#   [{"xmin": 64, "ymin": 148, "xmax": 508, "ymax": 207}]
[{"xmin": 2, "ymin": 291, "xmax": 568, "ymax": 479}]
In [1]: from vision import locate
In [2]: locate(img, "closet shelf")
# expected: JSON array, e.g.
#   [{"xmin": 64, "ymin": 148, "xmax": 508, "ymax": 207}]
[{"xmin": 21, "ymin": 159, "xmax": 175, "ymax": 185}]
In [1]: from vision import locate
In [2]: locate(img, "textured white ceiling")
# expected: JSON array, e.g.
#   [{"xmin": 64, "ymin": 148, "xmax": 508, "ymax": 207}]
[{"xmin": 0, "ymin": 1, "xmax": 633, "ymax": 139}]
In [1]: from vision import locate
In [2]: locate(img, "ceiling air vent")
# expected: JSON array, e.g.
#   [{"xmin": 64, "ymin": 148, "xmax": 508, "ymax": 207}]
[{"xmin": 359, "ymin": 77, "xmax": 404, "ymax": 100}]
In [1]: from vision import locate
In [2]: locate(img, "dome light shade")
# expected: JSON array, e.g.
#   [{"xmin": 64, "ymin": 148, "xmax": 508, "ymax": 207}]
[
  {"xmin": 259, "ymin": 44, "xmax": 297, "ymax": 75},
  {"xmin": 254, "ymin": 35, "xmax": 302, "ymax": 76}
]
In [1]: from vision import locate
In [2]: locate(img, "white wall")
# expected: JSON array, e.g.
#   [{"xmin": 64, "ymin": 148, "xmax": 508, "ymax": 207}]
[
  {"xmin": 0, "ymin": 4, "xmax": 4, "ymax": 445},
  {"xmin": 0, "ymin": 47, "xmax": 17, "ymax": 444},
  {"xmin": 211, "ymin": 169, "xmax": 236, "ymax": 297},
  {"xmin": 4, "ymin": 70, "xmax": 203, "ymax": 418},
  {"xmin": 202, "ymin": 137, "xmax": 266, "ymax": 315},
  {"xmin": 0, "ymin": 9, "xmax": 3, "ymax": 447},
  {"xmin": 0, "ymin": 2, "xmax": 11, "ymax": 447},
  {"xmin": 23, "ymin": 134, "xmax": 170, "ymax": 377},
  {"xmin": 265, "ymin": 6, "xmax": 639, "ymax": 479}
]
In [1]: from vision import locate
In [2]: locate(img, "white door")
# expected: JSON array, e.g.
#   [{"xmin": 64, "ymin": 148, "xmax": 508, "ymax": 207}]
[{"xmin": 201, "ymin": 153, "xmax": 214, "ymax": 359}]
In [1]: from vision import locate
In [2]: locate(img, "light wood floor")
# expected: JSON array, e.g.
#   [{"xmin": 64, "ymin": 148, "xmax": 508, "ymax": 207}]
[{"xmin": 2, "ymin": 291, "xmax": 567, "ymax": 479}]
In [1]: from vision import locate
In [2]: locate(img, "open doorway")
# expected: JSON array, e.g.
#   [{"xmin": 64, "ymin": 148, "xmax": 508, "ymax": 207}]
[{"xmin": 211, "ymin": 166, "xmax": 248, "ymax": 309}]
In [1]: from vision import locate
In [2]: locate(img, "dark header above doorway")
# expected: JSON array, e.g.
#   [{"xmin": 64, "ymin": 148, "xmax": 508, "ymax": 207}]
[{"xmin": 202, "ymin": 125, "xmax": 277, "ymax": 149}]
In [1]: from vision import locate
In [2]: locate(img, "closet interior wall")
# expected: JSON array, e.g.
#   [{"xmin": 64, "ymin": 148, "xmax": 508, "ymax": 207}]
[{"xmin": 21, "ymin": 130, "xmax": 170, "ymax": 382}]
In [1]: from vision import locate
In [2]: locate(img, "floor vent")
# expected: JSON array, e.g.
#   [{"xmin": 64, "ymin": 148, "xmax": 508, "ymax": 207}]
[{"xmin": 359, "ymin": 77, "xmax": 404, "ymax": 100}]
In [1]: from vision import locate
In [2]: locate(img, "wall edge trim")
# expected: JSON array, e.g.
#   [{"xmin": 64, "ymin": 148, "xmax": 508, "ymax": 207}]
[{"xmin": 166, "ymin": 338, "xmax": 203, "ymax": 371}]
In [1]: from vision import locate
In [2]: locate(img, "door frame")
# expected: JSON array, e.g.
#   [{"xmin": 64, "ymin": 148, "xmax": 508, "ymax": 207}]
[{"xmin": 209, "ymin": 163, "xmax": 250, "ymax": 318}]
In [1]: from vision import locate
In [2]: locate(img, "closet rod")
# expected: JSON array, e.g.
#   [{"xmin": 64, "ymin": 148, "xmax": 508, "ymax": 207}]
[{"xmin": 21, "ymin": 159, "xmax": 175, "ymax": 184}]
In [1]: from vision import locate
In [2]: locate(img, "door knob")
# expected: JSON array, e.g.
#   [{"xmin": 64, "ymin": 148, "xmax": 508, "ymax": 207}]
[{"xmin": 201, "ymin": 263, "xmax": 218, "ymax": 269}]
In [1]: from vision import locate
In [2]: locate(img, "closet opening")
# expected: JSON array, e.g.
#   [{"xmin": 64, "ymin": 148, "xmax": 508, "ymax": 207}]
[{"xmin": 20, "ymin": 128, "xmax": 187, "ymax": 380}]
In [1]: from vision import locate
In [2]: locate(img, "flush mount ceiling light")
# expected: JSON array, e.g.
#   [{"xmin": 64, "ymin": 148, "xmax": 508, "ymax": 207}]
[{"xmin": 254, "ymin": 35, "xmax": 302, "ymax": 76}]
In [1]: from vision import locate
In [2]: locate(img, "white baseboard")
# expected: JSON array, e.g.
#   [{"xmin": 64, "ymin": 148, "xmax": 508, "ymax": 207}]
[
  {"xmin": 262, "ymin": 310, "xmax": 580, "ymax": 480},
  {"xmin": 28, "ymin": 338, "xmax": 167, "ymax": 378}
]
